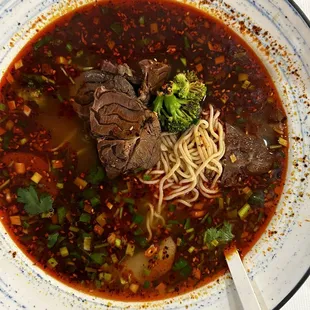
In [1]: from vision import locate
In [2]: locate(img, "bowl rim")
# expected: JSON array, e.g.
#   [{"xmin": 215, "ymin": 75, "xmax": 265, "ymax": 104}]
[{"xmin": 273, "ymin": 3, "xmax": 310, "ymax": 309}]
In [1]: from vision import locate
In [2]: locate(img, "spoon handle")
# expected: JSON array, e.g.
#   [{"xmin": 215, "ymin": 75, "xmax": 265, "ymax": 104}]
[{"xmin": 225, "ymin": 246, "xmax": 262, "ymax": 310}]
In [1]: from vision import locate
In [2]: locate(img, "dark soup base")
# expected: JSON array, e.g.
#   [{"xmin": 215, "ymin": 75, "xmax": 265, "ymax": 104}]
[{"xmin": 0, "ymin": 0, "xmax": 287, "ymax": 302}]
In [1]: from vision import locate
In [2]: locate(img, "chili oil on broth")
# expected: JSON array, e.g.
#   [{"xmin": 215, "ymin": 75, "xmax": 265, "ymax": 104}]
[{"xmin": 0, "ymin": 0, "xmax": 287, "ymax": 302}]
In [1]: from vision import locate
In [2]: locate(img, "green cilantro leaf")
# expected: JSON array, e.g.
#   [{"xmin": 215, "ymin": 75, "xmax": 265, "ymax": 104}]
[
  {"xmin": 17, "ymin": 186, "xmax": 53, "ymax": 216},
  {"xmin": 86, "ymin": 166, "xmax": 105, "ymax": 185},
  {"xmin": 47, "ymin": 232, "xmax": 59, "ymax": 249},
  {"xmin": 203, "ymin": 222, "xmax": 234, "ymax": 248}
]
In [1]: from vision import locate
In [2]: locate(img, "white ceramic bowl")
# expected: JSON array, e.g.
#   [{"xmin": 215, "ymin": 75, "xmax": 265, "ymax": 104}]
[{"xmin": 0, "ymin": 0, "xmax": 309, "ymax": 309}]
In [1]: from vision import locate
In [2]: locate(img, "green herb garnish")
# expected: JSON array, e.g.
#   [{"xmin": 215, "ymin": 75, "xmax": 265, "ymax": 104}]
[
  {"xmin": 203, "ymin": 221, "xmax": 234, "ymax": 248},
  {"xmin": 17, "ymin": 186, "xmax": 53, "ymax": 216}
]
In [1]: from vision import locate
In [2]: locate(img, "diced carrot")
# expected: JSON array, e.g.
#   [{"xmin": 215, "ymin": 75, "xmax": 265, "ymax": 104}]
[
  {"xmin": 55, "ymin": 56, "xmax": 68, "ymax": 65},
  {"xmin": 51, "ymin": 214, "xmax": 58, "ymax": 224},
  {"xmin": 10, "ymin": 215, "xmax": 21, "ymax": 226},
  {"xmin": 8, "ymin": 101, "xmax": 16, "ymax": 110},
  {"xmin": 215, "ymin": 55, "xmax": 225, "ymax": 65},
  {"xmin": 0, "ymin": 127, "xmax": 6, "ymax": 136},
  {"xmin": 6, "ymin": 73, "xmax": 14, "ymax": 84},
  {"xmin": 1, "ymin": 152, "xmax": 58, "ymax": 197},
  {"xmin": 193, "ymin": 268, "xmax": 201, "ymax": 280},
  {"xmin": 5, "ymin": 120, "xmax": 14, "ymax": 131},
  {"xmin": 14, "ymin": 162, "xmax": 26, "ymax": 174},
  {"xmin": 155, "ymin": 282, "xmax": 167, "ymax": 294},
  {"xmin": 23, "ymin": 105, "xmax": 32, "ymax": 117},
  {"xmin": 195, "ymin": 63, "xmax": 203, "ymax": 73},
  {"xmin": 94, "ymin": 224, "xmax": 104, "ymax": 236},
  {"xmin": 150, "ymin": 23, "xmax": 158, "ymax": 34},
  {"xmin": 84, "ymin": 204, "xmax": 93, "ymax": 214},
  {"xmin": 51, "ymin": 160, "xmax": 64, "ymax": 169},
  {"xmin": 107, "ymin": 40, "xmax": 115, "ymax": 50},
  {"xmin": 14, "ymin": 59, "xmax": 23, "ymax": 70},
  {"xmin": 74, "ymin": 177, "xmax": 88, "ymax": 189},
  {"xmin": 9, "ymin": 205, "xmax": 19, "ymax": 215}
]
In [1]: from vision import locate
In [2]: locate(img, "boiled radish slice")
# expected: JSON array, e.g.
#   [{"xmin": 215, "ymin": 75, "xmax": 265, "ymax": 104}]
[{"xmin": 121, "ymin": 236, "xmax": 176, "ymax": 284}]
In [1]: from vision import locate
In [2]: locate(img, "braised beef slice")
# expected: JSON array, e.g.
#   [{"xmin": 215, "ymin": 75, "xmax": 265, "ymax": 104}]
[
  {"xmin": 90, "ymin": 87, "xmax": 161, "ymax": 178},
  {"xmin": 101, "ymin": 60, "xmax": 142, "ymax": 85},
  {"xmin": 74, "ymin": 70, "xmax": 136, "ymax": 119},
  {"xmin": 139, "ymin": 59, "xmax": 171, "ymax": 103},
  {"xmin": 222, "ymin": 123, "xmax": 273, "ymax": 187}
]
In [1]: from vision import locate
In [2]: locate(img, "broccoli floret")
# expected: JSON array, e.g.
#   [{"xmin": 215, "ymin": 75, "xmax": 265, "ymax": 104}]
[
  {"xmin": 171, "ymin": 72, "xmax": 207, "ymax": 102},
  {"xmin": 152, "ymin": 71, "xmax": 206, "ymax": 133}
]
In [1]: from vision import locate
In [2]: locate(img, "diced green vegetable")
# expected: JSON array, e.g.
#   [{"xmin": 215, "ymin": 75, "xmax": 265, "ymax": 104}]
[
  {"xmin": 84, "ymin": 236, "xmax": 92, "ymax": 251},
  {"xmin": 143, "ymin": 174, "xmax": 152, "ymax": 181},
  {"xmin": 56, "ymin": 182, "xmax": 64, "ymax": 189},
  {"xmin": 168, "ymin": 204, "xmax": 176, "ymax": 212},
  {"xmin": 79, "ymin": 213, "xmax": 91, "ymax": 223},
  {"xmin": 47, "ymin": 232, "xmax": 59, "ymax": 249},
  {"xmin": 47, "ymin": 224, "xmax": 61, "ymax": 232},
  {"xmin": 69, "ymin": 226, "xmax": 79, "ymax": 233},
  {"xmin": 248, "ymin": 191, "xmax": 265, "ymax": 206},
  {"xmin": 111, "ymin": 254, "xmax": 118, "ymax": 264},
  {"xmin": 110, "ymin": 22, "xmax": 123, "ymax": 35},
  {"xmin": 218, "ymin": 197, "xmax": 224, "ymax": 209},
  {"xmin": 184, "ymin": 218, "xmax": 191, "ymax": 230},
  {"xmin": 133, "ymin": 227, "xmax": 144, "ymax": 236},
  {"xmin": 173, "ymin": 257, "xmax": 188, "ymax": 271},
  {"xmin": 184, "ymin": 36, "xmax": 190, "ymax": 49},
  {"xmin": 125, "ymin": 244, "xmax": 135, "ymax": 256},
  {"xmin": 57, "ymin": 206, "xmax": 66, "ymax": 225},
  {"xmin": 124, "ymin": 197, "xmax": 135, "ymax": 205},
  {"xmin": 180, "ymin": 265, "xmax": 192, "ymax": 278},
  {"xmin": 86, "ymin": 166, "xmax": 105, "ymax": 185},
  {"xmin": 115, "ymin": 238, "xmax": 122, "ymax": 248},
  {"xmin": 60, "ymin": 246, "xmax": 69, "ymax": 257},
  {"xmin": 90, "ymin": 196, "xmax": 101, "ymax": 207},
  {"xmin": 83, "ymin": 188, "xmax": 96, "ymax": 200},
  {"xmin": 47, "ymin": 257, "xmax": 58, "ymax": 268},
  {"xmin": 238, "ymin": 203, "xmax": 251, "ymax": 220},
  {"xmin": 188, "ymin": 246, "xmax": 195, "ymax": 253},
  {"xmin": 132, "ymin": 213, "xmax": 144, "ymax": 224},
  {"xmin": 66, "ymin": 43, "xmax": 73, "ymax": 52},
  {"xmin": 143, "ymin": 268, "xmax": 151, "ymax": 276},
  {"xmin": 90, "ymin": 253, "xmax": 106, "ymax": 265},
  {"xmin": 103, "ymin": 273, "xmax": 112, "ymax": 282},
  {"xmin": 180, "ymin": 57, "xmax": 187, "ymax": 67},
  {"xmin": 112, "ymin": 186, "xmax": 118, "ymax": 194},
  {"xmin": 0, "ymin": 103, "xmax": 6, "ymax": 111},
  {"xmin": 34, "ymin": 35, "xmax": 52, "ymax": 50},
  {"xmin": 243, "ymin": 186, "xmax": 253, "ymax": 200},
  {"xmin": 143, "ymin": 281, "xmax": 150, "ymax": 289},
  {"xmin": 135, "ymin": 236, "xmax": 148, "ymax": 249},
  {"xmin": 139, "ymin": 16, "xmax": 145, "ymax": 25},
  {"xmin": 167, "ymin": 220, "xmax": 179, "ymax": 225}
]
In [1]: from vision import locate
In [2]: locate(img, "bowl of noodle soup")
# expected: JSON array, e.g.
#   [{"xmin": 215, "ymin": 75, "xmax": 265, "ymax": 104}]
[{"xmin": 0, "ymin": 0, "xmax": 309, "ymax": 309}]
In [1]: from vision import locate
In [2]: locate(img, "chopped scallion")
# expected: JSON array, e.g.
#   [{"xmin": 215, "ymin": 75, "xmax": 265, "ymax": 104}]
[{"xmin": 238, "ymin": 203, "xmax": 251, "ymax": 220}]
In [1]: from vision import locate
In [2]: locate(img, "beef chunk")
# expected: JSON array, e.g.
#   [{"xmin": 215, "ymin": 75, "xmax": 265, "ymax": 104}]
[
  {"xmin": 90, "ymin": 87, "xmax": 161, "ymax": 178},
  {"xmin": 222, "ymin": 123, "xmax": 273, "ymax": 187},
  {"xmin": 139, "ymin": 59, "xmax": 171, "ymax": 103}
]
